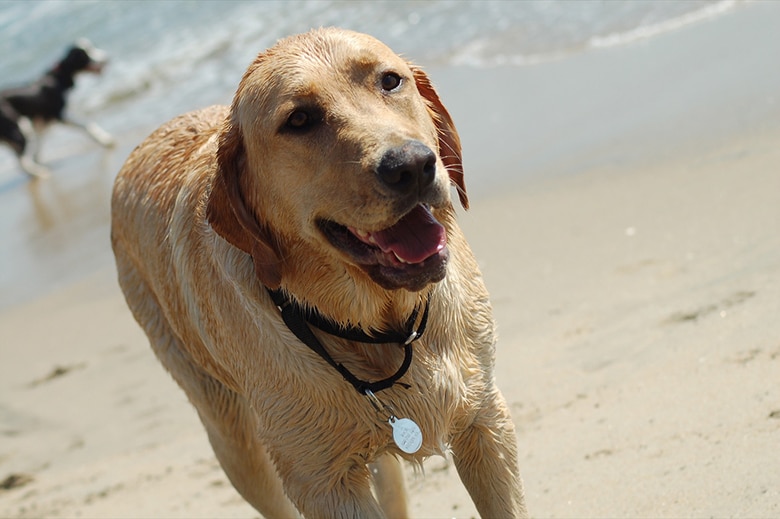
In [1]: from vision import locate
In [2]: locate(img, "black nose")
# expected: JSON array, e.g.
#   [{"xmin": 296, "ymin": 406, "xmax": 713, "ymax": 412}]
[{"xmin": 376, "ymin": 141, "xmax": 436, "ymax": 195}]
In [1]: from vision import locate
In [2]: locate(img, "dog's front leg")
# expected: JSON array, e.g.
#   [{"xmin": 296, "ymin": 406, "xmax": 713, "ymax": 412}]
[
  {"xmin": 369, "ymin": 454, "xmax": 408, "ymax": 519},
  {"xmin": 451, "ymin": 387, "xmax": 528, "ymax": 518},
  {"xmin": 271, "ymin": 451, "xmax": 386, "ymax": 519},
  {"xmin": 63, "ymin": 117, "xmax": 116, "ymax": 147},
  {"xmin": 13, "ymin": 118, "xmax": 49, "ymax": 177}
]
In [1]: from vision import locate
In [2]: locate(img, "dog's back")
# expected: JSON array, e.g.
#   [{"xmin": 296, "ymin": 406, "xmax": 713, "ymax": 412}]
[
  {"xmin": 1, "ymin": 80, "xmax": 64, "ymax": 123},
  {"xmin": 112, "ymin": 105, "xmax": 227, "ymax": 326}
]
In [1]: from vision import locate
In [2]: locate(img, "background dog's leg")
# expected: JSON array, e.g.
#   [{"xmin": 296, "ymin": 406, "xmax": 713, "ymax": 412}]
[
  {"xmin": 451, "ymin": 388, "xmax": 528, "ymax": 519},
  {"xmin": 19, "ymin": 155, "xmax": 50, "ymax": 178},
  {"xmin": 370, "ymin": 454, "xmax": 408, "ymax": 519},
  {"xmin": 31, "ymin": 118, "xmax": 48, "ymax": 162},
  {"xmin": 14, "ymin": 118, "xmax": 49, "ymax": 178},
  {"xmin": 63, "ymin": 117, "xmax": 116, "ymax": 147}
]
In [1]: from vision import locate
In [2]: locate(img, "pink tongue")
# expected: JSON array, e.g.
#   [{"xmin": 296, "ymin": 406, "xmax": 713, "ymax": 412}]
[{"xmin": 370, "ymin": 205, "xmax": 446, "ymax": 264}]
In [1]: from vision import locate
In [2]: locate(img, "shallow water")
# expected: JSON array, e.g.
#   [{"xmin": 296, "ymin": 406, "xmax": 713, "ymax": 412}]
[
  {"xmin": 0, "ymin": 0, "xmax": 748, "ymax": 310},
  {"xmin": 0, "ymin": 1, "xmax": 735, "ymax": 137}
]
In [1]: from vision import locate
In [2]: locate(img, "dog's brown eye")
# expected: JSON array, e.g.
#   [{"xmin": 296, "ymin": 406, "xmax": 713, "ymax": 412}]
[
  {"xmin": 381, "ymin": 72, "xmax": 402, "ymax": 92},
  {"xmin": 287, "ymin": 110, "xmax": 309, "ymax": 128},
  {"xmin": 283, "ymin": 107, "xmax": 322, "ymax": 133}
]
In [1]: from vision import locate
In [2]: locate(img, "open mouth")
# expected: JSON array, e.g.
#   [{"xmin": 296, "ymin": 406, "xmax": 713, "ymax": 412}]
[
  {"xmin": 86, "ymin": 61, "xmax": 106, "ymax": 74},
  {"xmin": 318, "ymin": 204, "xmax": 449, "ymax": 291}
]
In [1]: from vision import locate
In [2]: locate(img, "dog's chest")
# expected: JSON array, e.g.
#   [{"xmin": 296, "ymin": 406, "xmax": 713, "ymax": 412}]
[
  {"xmin": 246, "ymin": 297, "xmax": 489, "ymax": 463},
  {"xmin": 315, "ymin": 333, "xmax": 479, "ymax": 460}
]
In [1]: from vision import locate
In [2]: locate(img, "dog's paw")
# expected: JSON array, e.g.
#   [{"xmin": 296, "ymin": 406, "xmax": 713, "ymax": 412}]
[
  {"xmin": 86, "ymin": 122, "xmax": 116, "ymax": 148},
  {"xmin": 100, "ymin": 135, "xmax": 117, "ymax": 148},
  {"xmin": 20, "ymin": 156, "xmax": 51, "ymax": 179}
]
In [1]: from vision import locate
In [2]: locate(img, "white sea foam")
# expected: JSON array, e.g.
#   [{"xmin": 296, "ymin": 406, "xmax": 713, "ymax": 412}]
[
  {"xmin": 0, "ymin": 0, "xmax": 747, "ymax": 133},
  {"xmin": 589, "ymin": 0, "xmax": 739, "ymax": 49},
  {"xmin": 450, "ymin": 0, "xmax": 740, "ymax": 67}
]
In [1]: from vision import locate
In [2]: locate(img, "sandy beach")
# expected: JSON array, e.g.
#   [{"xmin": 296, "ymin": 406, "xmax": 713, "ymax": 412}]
[{"xmin": 2, "ymin": 2, "xmax": 779, "ymax": 518}]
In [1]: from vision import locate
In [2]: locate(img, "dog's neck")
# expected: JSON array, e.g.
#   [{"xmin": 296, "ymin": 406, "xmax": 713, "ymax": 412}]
[
  {"xmin": 278, "ymin": 247, "xmax": 427, "ymax": 332},
  {"xmin": 268, "ymin": 287, "xmax": 428, "ymax": 344},
  {"xmin": 266, "ymin": 287, "xmax": 429, "ymax": 395},
  {"xmin": 278, "ymin": 277, "xmax": 427, "ymax": 334},
  {"xmin": 46, "ymin": 65, "xmax": 77, "ymax": 90}
]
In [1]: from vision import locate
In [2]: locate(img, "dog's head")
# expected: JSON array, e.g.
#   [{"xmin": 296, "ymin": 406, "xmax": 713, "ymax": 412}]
[
  {"xmin": 58, "ymin": 38, "xmax": 109, "ymax": 75},
  {"xmin": 208, "ymin": 28, "xmax": 468, "ymax": 299}
]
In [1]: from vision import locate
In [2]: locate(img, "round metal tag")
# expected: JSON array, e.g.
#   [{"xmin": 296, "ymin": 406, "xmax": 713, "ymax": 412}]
[{"xmin": 390, "ymin": 417, "xmax": 422, "ymax": 454}]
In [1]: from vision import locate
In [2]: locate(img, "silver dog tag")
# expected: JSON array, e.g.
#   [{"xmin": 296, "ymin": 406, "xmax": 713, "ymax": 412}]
[{"xmin": 389, "ymin": 416, "xmax": 422, "ymax": 454}]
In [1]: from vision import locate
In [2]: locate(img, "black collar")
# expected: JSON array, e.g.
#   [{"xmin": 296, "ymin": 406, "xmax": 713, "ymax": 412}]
[{"xmin": 267, "ymin": 288, "xmax": 429, "ymax": 395}]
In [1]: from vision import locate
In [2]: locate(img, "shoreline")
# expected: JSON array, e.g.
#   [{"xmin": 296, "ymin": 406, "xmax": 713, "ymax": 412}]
[
  {"xmin": 3, "ymin": 2, "xmax": 780, "ymax": 311},
  {"xmin": 433, "ymin": 0, "xmax": 780, "ymax": 197}
]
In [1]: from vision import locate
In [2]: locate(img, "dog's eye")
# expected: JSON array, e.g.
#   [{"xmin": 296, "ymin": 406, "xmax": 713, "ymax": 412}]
[
  {"xmin": 287, "ymin": 110, "xmax": 310, "ymax": 129},
  {"xmin": 380, "ymin": 72, "xmax": 402, "ymax": 92},
  {"xmin": 284, "ymin": 108, "xmax": 321, "ymax": 133}
]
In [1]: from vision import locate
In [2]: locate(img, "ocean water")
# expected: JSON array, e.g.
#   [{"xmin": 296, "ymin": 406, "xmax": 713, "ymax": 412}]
[
  {"xmin": 0, "ymin": 0, "xmax": 736, "ymax": 136},
  {"xmin": 0, "ymin": 0, "xmax": 746, "ymax": 310}
]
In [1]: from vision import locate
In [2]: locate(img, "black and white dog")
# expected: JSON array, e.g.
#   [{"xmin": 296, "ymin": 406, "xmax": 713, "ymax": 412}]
[{"xmin": 0, "ymin": 38, "xmax": 115, "ymax": 178}]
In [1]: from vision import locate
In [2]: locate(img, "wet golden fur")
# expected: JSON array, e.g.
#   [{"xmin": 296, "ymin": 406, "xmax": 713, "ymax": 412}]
[{"xmin": 111, "ymin": 28, "xmax": 526, "ymax": 518}]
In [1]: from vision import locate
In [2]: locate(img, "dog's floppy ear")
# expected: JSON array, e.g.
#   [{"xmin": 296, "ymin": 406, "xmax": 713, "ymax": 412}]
[
  {"xmin": 207, "ymin": 117, "xmax": 282, "ymax": 289},
  {"xmin": 411, "ymin": 66, "xmax": 469, "ymax": 210}
]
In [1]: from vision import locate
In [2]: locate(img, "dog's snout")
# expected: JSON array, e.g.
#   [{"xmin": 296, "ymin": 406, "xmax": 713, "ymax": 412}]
[{"xmin": 376, "ymin": 141, "xmax": 436, "ymax": 195}]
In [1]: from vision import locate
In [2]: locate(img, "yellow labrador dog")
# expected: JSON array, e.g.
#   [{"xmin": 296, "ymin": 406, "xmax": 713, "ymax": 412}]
[{"xmin": 111, "ymin": 28, "xmax": 526, "ymax": 518}]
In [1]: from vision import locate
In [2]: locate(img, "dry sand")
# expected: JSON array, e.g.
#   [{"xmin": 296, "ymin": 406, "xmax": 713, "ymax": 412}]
[{"xmin": 2, "ymin": 3, "xmax": 780, "ymax": 518}]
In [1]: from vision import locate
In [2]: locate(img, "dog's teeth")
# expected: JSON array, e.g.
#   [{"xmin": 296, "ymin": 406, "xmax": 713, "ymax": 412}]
[
  {"xmin": 351, "ymin": 228, "xmax": 381, "ymax": 246},
  {"xmin": 394, "ymin": 252, "xmax": 410, "ymax": 264}
]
